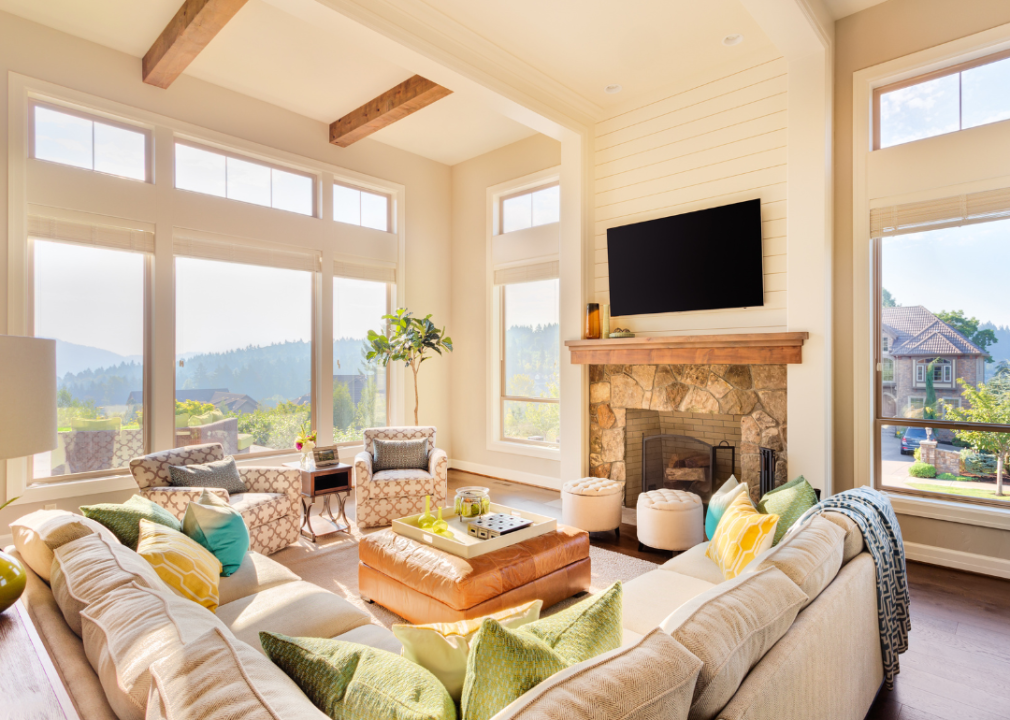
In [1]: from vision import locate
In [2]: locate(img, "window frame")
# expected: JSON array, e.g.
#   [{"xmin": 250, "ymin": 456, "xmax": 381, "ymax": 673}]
[
  {"xmin": 498, "ymin": 182, "xmax": 560, "ymax": 236},
  {"xmin": 332, "ymin": 180, "xmax": 394, "ymax": 233},
  {"xmin": 872, "ymin": 47, "xmax": 1010, "ymax": 151},
  {"xmin": 29, "ymin": 99, "xmax": 154, "ymax": 183}
]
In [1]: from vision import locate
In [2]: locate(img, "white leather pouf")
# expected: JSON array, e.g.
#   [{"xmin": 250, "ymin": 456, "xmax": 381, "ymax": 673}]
[
  {"xmin": 636, "ymin": 489, "xmax": 705, "ymax": 552},
  {"xmin": 561, "ymin": 477, "xmax": 625, "ymax": 538}
]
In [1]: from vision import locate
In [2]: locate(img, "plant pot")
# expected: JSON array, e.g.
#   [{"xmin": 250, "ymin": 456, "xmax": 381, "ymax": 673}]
[{"xmin": 0, "ymin": 549, "xmax": 26, "ymax": 614}]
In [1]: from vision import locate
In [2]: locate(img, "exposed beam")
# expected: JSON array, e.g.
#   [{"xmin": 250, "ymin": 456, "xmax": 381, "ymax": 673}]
[
  {"xmin": 329, "ymin": 75, "xmax": 452, "ymax": 147},
  {"xmin": 143, "ymin": 0, "xmax": 249, "ymax": 89}
]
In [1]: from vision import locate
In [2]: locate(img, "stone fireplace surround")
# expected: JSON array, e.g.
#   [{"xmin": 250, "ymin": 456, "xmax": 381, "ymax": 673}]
[{"xmin": 589, "ymin": 363, "xmax": 787, "ymax": 507}]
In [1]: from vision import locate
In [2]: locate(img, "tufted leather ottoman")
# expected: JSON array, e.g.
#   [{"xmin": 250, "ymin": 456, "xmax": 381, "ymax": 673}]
[
  {"xmin": 637, "ymin": 489, "xmax": 705, "ymax": 552},
  {"xmin": 561, "ymin": 477, "xmax": 625, "ymax": 537},
  {"xmin": 358, "ymin": 526, "xmax": 591, "ymax": 624}
]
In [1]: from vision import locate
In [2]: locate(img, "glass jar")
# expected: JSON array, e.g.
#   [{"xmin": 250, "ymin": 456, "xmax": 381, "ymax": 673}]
[{"xmin": 453, "ymin": 487, "xmax": 491, "ymax": 522}]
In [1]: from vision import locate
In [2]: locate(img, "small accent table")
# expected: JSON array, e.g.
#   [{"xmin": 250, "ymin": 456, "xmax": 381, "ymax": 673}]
[{"xmin": 284, "ymin": 461, "xmax": 354, "ymax": 542}]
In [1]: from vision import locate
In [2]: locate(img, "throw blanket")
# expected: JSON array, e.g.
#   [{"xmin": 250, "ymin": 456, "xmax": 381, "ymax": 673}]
[{"xmin": 795, "ymin": 487, "xmax": 910, "ymax": 689}]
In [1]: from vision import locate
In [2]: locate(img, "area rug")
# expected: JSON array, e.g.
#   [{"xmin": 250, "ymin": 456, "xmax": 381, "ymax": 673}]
[{"xmin": 271, "ymin": 513, "xmax": 659, "ymax": 628}]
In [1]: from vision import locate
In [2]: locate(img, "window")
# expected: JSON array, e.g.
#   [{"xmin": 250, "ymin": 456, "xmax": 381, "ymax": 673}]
[
  {"xmin": 882, "ymin": 358, "xmax": 895, "ymax": 383},
  {"xmin": 175, "ymin": 256, "xmax": 313, "ymax": 454},
  {"xmin": 882, "ymin": 336, "xmax": 890, "ymax": 352},
  {"xmin": 175, "ymin": 142, "xmax": 315, "ymax": 216},
  {"xmin": 333, "ymin": 183, "xmax": 390, "ymax": 232},
  {"xmin": 500, "ymin": 184, "xmax": 560, "ymax": 234},
  {"xmin": 333, "ymin": 275, "xmax": 389, "ymax": 443},
  {"xmin": 31, "ymin": 103, "xmax": 149, "ymax": 181},
  {"xmin": 32, "ymin": 239, "xmax": 148, "ymax": 480},
  {"xmin": 875, "ymin": 50, "xmax": 1010, "ymax": 149},
  {"xmin": 501, "ymin": 278, "xmax": 560, "ymax": 445}
]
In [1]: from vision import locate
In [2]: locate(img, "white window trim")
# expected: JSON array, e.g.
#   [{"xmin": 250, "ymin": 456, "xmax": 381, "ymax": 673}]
[
  {"xmin": 6, "ymin": 73, "xmax": 407, "ymax": 506},
  {"xmin": 852, "ymin": 21, "xmax": 1010, "ymax": 522}
]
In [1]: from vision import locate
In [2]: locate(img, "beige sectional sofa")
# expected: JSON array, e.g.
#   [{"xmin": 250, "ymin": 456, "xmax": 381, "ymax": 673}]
[{"xmin": 7, "ymin": 507, "xmax": 882, "ymax": 720}]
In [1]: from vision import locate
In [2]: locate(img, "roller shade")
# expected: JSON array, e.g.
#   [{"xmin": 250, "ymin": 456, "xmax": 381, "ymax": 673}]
[
  {"xmin": 174, "ymin": 232, "xmax": 320, "ymax": 272},
  {"xmin": 28, "ymin": 214, "xmax": 154, "ymax": 254},
  {"xmin": 333, "ymin": 259, "xmax": 395, "ymax": 284},
  {"xmin": 493, "ymin": 260, "xmax": 559, "ymax": 285},
  {"xmin": 871, "ymin": 187, "xmax": 1010, "ymax": 238}
]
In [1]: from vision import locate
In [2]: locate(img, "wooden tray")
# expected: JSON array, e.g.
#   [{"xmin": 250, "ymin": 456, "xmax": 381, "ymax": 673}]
[{"xmin": 392, "ymin": 502, "xmax": 557, "ymax": 559}]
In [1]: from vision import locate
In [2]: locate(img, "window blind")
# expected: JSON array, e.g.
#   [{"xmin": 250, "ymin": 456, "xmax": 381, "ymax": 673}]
[
  {"xmin": 870, "ymin": 187, "xmax": 1010, "ymax": 238},
  {"xmin": 493, "ymin": 260, "xmax": 559, "ymax": 285},
  {"xmin": 332, "ymin": 260, "xmax": 395, "ymax": 284},
  {"xmin": 173, "ymin": 232, "xmax": 320, "ymax": 272},
  {"xmin": 28, "ymin": 214, "xmax": 155, "ymax": 254}
]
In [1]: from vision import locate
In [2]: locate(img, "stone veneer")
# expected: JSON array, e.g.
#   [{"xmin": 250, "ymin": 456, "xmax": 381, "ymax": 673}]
[{"xmin": 589, "ymin": 363, "xmax": 788, "ymax": 505}]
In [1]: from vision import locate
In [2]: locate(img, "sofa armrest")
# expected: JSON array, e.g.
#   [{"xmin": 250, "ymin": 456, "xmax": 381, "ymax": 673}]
[
  {"xmin": 238, "ymin": 467, "xmax": 301, "ymax": 504},
  {"xmin": 140, "ymin": 486, "xmax": 229, "ymax": 520}
]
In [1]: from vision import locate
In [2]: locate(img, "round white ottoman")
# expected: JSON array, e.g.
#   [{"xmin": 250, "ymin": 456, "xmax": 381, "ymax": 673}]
[
  {"xmin": 636, "ymin": 489, "xmax": 705, "ymax": 552},
  {"xmin": 561, "ymin": 477, "xmax": 625, "ymax": 538}
]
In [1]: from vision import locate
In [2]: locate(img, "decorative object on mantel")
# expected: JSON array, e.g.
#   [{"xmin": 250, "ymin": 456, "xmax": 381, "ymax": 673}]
[
  {"xmin": 566, "ymin": 331, "xmax": 809, "ymax": 365},
  {"xmin": 601, "ymin": 304, "xmax": 611, "ymax": 339},
  {"xmin": 609, "ymin": 328, "xmax": 635, "ymax": 338},
  {"xmin": 586, "ymin": 303, "xmax": 601, "ymax": 339}
]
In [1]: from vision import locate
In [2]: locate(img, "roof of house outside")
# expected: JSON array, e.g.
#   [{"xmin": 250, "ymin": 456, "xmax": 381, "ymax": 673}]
[{"xmin": 882, "ymin": 305, "xmax": 985, "ymax": 357}]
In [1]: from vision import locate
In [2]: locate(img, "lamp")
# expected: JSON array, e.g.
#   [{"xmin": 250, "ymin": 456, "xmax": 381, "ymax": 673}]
[{"xmin": 0, "ymin": 335, "xmax": 57, "ymax": 615}]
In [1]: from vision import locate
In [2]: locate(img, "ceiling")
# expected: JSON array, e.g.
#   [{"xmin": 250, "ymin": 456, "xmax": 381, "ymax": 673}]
[{"xmin": 822, "ymin": 0, "xmax": 889, "ymax": 20}]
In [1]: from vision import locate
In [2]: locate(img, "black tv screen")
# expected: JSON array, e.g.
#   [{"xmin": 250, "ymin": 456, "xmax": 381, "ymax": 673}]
[{"xmin": 606, "ymin": 199, "xmax": 764, "ymax": 317}]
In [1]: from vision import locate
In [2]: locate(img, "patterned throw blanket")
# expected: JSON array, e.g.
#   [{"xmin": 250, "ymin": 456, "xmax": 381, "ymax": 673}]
[{"xmin": 795, "ymin": 487, "xmax": 910, "ymax": 689}]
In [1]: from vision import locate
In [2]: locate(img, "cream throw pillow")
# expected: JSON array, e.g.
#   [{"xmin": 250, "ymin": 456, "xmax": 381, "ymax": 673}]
[
  {"xmin": 752, "ymin": 515, "xmax": 845, "ymax": 609},
  {"xmin": 660, "ymin": 566, "xmax": 808, "ymax": 720},
  {"xmin": 11, "ymin": 509, "xmax": 120, "ymax": 582},
  {"xmin": 393, "ymin": 599, "xmax": 542, "ymax": 701},
  {"xmin": 146, "ymin": 626, "xmax": 328, "ymax": 720}
]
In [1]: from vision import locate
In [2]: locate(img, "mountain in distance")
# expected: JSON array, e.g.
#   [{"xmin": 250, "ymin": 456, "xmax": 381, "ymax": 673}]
[
  {"xmin": 981, "ymin": 322, "xmax": 1010, "ymax": 365},
  {"xmin": 56, "ymin": 340, "xmax": 142, "ymax": 378}
]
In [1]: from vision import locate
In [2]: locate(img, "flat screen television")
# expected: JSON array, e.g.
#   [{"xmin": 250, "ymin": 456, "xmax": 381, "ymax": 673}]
[{"xmin": 606, "ymin": 198, "xmax": 764, "ymax": 317}]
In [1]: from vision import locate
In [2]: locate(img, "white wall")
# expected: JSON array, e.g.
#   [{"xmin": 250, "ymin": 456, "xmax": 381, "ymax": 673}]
[
  {"xmin": 593, "ymin": 48, "xmax": 788, "ymax": 334},
  {"xmin": 0, "ymin": 10, "xmax": 452, "ymax": 529}
]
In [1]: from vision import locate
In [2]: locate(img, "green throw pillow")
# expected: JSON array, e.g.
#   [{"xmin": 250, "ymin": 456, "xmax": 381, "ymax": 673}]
[
  {"xmin": 190, "ymin": 410, "xmax": 225, "ymax": 427},
  {"xmin": 518, "ymin": 581, "xmax": 622, "ymax": 665},
  {"xmin": 260, "ymin": 633, "xmax": 456, "ymax": 720},
  {"xmin": 70, "ymin": 417, "xmax": 122, "ymax": 431},
  {"xmin": 174, "ymin": 413, "xmax": 191, "ymax": 428},
  {"xmin": 182, "ymin": 489, "xmax": 249, "ymax": 576},
  {"xmin": 758, "ymin": 476, "xmax": 818, "ymax": 545},
  {"xmin": 80, "ymin": 494, "xmax": 181, "ymax": 550}
]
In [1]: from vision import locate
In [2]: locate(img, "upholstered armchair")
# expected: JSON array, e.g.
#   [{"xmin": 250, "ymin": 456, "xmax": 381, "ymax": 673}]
[
  {"xmin": 128, "ymin": 443, "xmax": 300, "ymax": 555},
  {"xmin": 354, "ymin": 426, "xmax": 448, "ymax": 528}
]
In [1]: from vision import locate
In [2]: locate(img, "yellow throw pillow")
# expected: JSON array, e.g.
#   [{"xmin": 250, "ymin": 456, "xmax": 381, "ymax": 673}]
[
  {"xmin": 136, "ymin": 519, "xmax": 223, "ymax": 612},
  {"xmin": 706, "ymin": 493, "xmax": 779, "ymax": 580},
  {"xmin": 392, "ymin": 599, "xmax": 542, "ymax": 702}
]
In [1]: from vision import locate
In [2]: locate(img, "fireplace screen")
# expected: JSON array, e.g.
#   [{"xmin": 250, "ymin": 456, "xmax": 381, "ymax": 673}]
[{"xmin": 642, "ymin": 434, "xmax": 726, "ymax": 502}]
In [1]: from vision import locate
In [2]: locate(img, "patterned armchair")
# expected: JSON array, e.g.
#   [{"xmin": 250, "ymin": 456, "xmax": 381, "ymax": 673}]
[
  {"xmin": 354, "ymin": 426, "xmax": 448, "ymax": 528},
  {"xmin": 128, "ymin": 443, "xmax": 300, "ymax": 555}
]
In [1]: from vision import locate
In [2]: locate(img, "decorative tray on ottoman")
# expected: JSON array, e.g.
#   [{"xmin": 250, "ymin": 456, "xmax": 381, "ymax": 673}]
[{"xmin": 392, "ymin": 502, "xmax": 557, "ymax": 559}]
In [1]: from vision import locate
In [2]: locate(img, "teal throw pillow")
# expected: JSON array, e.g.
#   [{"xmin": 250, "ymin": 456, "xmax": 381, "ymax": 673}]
[
  {"xmin": 758, "ymin": 476, "xmax": 818, "ymax": 545},
  {"xmin": 183, "ymin": 489, "xmax": 249, "ymax": 576},
  {"xmin": 260, "ymin": 633, "xmax": 456, "ymax": 720},
  {"xmin": 80, "ymin": 494, "xmax": 181, "ymax": 550},
  {"xmin": 705, "ymin": 476, "xmax": 747, "ymax": 540}
]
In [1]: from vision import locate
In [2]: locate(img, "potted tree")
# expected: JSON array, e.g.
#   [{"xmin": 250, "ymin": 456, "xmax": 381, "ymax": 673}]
[{"xmin": 367, "ymin": 309, "xmax": 452, "ymax": 425}]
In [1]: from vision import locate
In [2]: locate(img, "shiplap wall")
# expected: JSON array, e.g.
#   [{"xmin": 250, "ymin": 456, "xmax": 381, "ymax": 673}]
[{"xmin": 594, "ymin": 50, "xmax": 788, "ymax": 334}]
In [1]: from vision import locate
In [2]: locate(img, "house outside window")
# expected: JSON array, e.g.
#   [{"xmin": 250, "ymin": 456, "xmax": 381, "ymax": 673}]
[{"xmin": 882, "ymin": 358, "xmax": 895, "ymax": 383}]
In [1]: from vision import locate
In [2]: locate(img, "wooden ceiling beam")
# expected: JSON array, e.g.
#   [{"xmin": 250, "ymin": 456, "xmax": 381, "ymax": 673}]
[
  {"xmin": 143, "ymin": 0, "xmax": 249, "ymax": 89},
  {"xmin": 329, "ymin": 75, "xmax": 452, "ymax": 147}
]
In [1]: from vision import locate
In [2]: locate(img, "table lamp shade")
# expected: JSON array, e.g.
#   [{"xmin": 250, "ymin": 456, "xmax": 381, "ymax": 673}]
[{"xmin": 0, "ymin": 336, "xmax": 57, "ymax": 460}]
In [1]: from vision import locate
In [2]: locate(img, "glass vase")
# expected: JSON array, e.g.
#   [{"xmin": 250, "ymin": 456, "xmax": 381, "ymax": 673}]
[
  {"xmin": 432, "ymin": 506, "xmax": 449, "ymax": 535},
  {"xmin": 418, "ymin": 495, "xmax": 435, "ymax": 530}
]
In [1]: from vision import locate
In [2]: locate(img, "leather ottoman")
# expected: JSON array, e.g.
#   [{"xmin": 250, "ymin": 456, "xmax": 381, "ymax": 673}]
[{"xmin": 358, "ymin": 525, "xmax": 591, "ymax": 624}]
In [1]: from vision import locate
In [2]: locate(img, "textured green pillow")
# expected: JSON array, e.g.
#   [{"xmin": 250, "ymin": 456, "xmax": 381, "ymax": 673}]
[
  {"xmin": 70, "ymin": 417, "xmax": 122, "ymax": 431},
  {"xmin": 182, "ymin": 489, "xmax": 249, "ymax": 576},
  {"xmin": 80, "ymin": 494, "xmax": 181, "ymax": 550},
  {"xmin": 518, "ymin": 581, "xmax": 622, "ymax": 665},
  {"xmin": 758, "ymin": 476, "xmax": 818, "ymax": 545},
  {"xmin": 461, "ymin": 619, "xmax": 567, "ymax": 720},
  {"xmin": 260, "ymin": 633, "xmax": 456, "ymax": 720}
]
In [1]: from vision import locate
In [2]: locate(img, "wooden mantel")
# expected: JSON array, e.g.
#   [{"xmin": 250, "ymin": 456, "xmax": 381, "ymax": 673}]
[{"xmin": 564, "ymin": 332, "xmax": 809, "ymax": 366}]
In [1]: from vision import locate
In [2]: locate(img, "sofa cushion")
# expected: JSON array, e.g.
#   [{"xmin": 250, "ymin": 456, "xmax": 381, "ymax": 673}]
[
  {"xmin": 169, "ymin": 456, "xmax": 247, "ymax": 495},
  {"xmin": 622, "ymin": 570, "xmax": 715, "ymax": 636},
  {"xmin": 823, "ymin": 511, "xmax": 864, "ymax": 564},
  {"xmin": 216, "ymin": 580, "xmax": 371, "ymax": 653},
  {"xmin": 229, "ymin": 492, "xmax": 290, "ymax": 527},
  {"xmin": 367, "ymin": 469, "xmax": 439, "ymax": 499},
  {"xmin": 752, "ymin": 515, "xmax": 844, "ymax": 609},
  {"xmin": 337, "ymin": 624, "xmax": 404, "ymax": 656},
  {"xmin": 757, "ymin": 476, "xmax": 818, "ymax": 545},
  {"xmin": 659, "ymin": 566, "xmax": 808, "ymax": 720},
  {"xmin": 261, "ymin": 633, "xmax": 455, "ymax": 720},
  {"xmin": 184, "ymin": 489, "xmax": 249, "ymax": 576},
  {"xmin": 136, "ymin": 519, "xmax": 223, "ymax": 612},
  {"xmin": 11, "ymin": 509, "xmax": 120, "ymax": 582},
  {"xmin": 218, "ymin": 551, "xmax": 300, "ymax": 606},
  {"xmin": 146, "ymin": 626, "xmax": 328, "ymax": 720},
  {"xmin": 51, "ymin": 533, "xmax": 168, "ymax": 637},
  {"xmin": 660, "ymin": 542, "xmax": 725, "ymax": 585},
  {"xmin": 490, "ymin": 629, "xmax": 703, "ymax": 720},
  {"xmin": 80, "ymin": 494, "xmax": 182, "ymax": 550},
  {"xmin": 81, "ymin": 582, "xmax": 231, "ymax": 720},
  {"xmin": 706, "ymin": 493, "xmax": 778, "ymax": 579}
]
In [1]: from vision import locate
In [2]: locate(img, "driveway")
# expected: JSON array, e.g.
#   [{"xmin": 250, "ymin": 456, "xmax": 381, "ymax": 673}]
[{"xmin": 881, "ymin": 426, "xmax": 915, "ymax": 489}]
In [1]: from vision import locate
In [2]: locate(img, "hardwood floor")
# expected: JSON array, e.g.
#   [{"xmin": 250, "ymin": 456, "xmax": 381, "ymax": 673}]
[{"xmin": 449, "ymin": 470, "xmax": 1010, "ymax": 720}]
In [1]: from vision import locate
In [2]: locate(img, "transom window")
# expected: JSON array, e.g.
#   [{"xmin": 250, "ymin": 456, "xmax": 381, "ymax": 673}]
[
  {"xmin": 500, "ymin": 184, "xmax": 560, "ymax": 234},
  {"xmin": 333, "ymin": 182, "xmax": 391, "ymax": 232}
]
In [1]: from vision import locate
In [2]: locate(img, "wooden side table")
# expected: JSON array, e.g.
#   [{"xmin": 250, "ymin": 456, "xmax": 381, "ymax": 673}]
[{"xmin": 284, "ymin": 461, "xmax": 354, "ymax": 542}]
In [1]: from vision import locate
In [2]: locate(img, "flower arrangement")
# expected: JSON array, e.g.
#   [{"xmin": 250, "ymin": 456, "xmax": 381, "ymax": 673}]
[{"xmin": 295, "ymin": 422, "xmax": 317, "ymax": 453}]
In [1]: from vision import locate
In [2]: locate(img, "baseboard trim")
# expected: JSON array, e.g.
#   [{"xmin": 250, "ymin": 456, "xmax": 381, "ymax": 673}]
[
  {"xmin": 904, "ymin": 541, "xmax": 1010, "ymax": 580},
  {"xmin": 448, "ymin": 459, "xmax": 563, "ymax": 492}
]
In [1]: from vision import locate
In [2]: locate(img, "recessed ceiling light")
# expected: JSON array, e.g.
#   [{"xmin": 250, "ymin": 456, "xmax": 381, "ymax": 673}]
[
  {"xmin": 723, "ymin": 34, "xmax": 744, "ymax": 46},
  {"xmin": 605, "ymin": 84, "xmax": 623, "ymax": 94}
]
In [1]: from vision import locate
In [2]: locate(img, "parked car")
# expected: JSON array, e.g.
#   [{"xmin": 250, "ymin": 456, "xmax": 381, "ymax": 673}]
[{"xmin": 901, "ymin": 426, "xmax": 929, "ymax": 455}]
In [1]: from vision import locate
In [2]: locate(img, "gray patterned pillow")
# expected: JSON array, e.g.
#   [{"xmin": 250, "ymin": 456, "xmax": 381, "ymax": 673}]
[
  {"xmin": 373, "ymin": 438, "xmax": 429, "ymax": 472},
  {"xmin": 168, "ymin": 457, "xmax": 247, "ymax": 495}
]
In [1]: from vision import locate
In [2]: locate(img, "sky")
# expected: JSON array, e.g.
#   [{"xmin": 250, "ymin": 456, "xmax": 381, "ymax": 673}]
[{"xmin": 505, "ymin": 278, "xmax": 559, "ymax": 330}]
